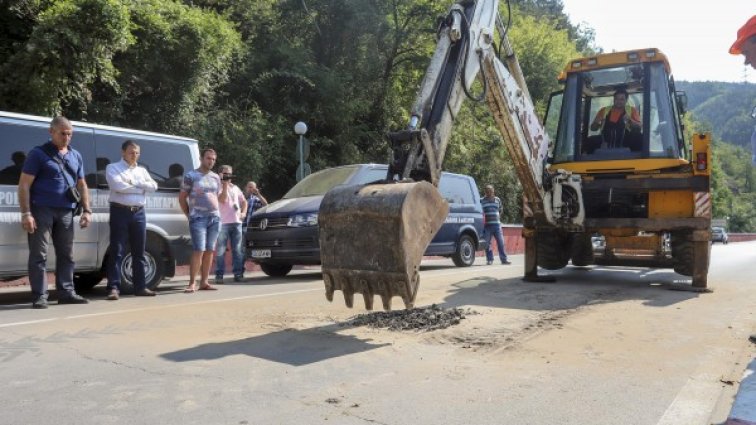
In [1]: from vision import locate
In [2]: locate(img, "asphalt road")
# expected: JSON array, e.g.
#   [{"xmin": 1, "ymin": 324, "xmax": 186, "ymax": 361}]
[{"xmin": 1, "ymin": 242, "xmax": 755, "ymax": 425}]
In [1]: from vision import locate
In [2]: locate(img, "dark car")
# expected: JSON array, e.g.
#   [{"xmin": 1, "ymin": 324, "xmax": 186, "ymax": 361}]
[
  {"xmin": 711, "ymin": 227, "xmax": 729, "ymax": 244},
  {"xmin": 246, "ymin": 164, "xmax": 486, "ymax": 277}
]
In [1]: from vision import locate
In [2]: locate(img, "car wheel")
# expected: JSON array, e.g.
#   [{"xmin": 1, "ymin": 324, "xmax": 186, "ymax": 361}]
[
  {"xmin": 73, "ymin": 271, "xmax": 104, "ymax": 293},
  {"xmin": 260, "ymin": 263, "xmax": 293, "ymax": 277},
  {"xmin": 452, "ymin": 234, "xmax": 476, "ymax": 267},
  {"xmin": 118, "ymin": 242, "xmax": 165, "ymax": 295}
]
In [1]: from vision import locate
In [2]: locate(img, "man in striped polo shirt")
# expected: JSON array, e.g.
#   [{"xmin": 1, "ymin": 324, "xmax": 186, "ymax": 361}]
[{"xmin": 481, "ymin": 184, "xmax": 511, "ymax": 265}]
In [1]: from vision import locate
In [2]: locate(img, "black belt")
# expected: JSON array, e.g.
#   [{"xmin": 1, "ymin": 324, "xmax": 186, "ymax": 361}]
[{"xmin": 110, "ymin": 202, "xmax": 144, "ymax": 212}]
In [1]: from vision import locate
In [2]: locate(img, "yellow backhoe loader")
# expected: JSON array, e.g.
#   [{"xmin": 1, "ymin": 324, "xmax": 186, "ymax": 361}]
[{"xmin": 318, "ymin": 0, "xmax": 711, "ymax": 310}]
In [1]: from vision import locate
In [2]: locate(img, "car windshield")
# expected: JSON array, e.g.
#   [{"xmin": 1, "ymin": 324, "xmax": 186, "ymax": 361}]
[
  {"xmin": 712, "ymin": 227, "xmax": 724, "ymax": 233},
  {"xmin": 283, "ymin": 166, "xmax": 359, "ymax": 198}
]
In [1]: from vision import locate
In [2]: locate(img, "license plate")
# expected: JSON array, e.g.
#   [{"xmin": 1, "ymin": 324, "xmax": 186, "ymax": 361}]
[{"xmin": 251, "ymin": 249, "xmax": 271, "ymax": 258}]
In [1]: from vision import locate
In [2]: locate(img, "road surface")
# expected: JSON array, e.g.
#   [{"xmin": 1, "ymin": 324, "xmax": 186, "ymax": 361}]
[{"xmin": 1, "ymin": 242, "xmax": 755, "ymax": 425}]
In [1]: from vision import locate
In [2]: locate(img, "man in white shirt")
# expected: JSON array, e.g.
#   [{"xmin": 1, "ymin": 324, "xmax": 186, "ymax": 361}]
[{"xmin": 104, "ymin": 140, "xmax": 158, "ymax": 300}]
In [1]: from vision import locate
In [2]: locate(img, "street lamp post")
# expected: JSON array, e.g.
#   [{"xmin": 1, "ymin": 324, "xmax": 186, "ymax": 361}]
[{"xmin": 294, "ymin": 121, "xmax": 308, "ymax": 181}]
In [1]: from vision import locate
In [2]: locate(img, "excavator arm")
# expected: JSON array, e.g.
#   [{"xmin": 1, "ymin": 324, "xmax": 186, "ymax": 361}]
[{"xmin": 319, "ymin": 0, "xmax": 584, "ymax": 311}]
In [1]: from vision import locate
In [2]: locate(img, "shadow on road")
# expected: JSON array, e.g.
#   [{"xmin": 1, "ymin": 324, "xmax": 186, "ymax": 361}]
[
  {"xmin": 159, "ymin": 324, "xmax": 389, "ymax": 366},
  {"xmin": 440, "ymin": 265, "xmax": 703, "ymax": 312}
]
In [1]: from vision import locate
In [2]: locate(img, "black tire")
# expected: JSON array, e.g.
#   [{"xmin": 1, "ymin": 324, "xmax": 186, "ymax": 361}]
[
  {"xmin": 117, "ymin": 242, "xmax": 165, "ymax": 294},
  {"xmin": 261, "ymin": 263, "xmax": 293, "ymax": 277},
  {"xmin": 670, "ymin": 231, "xmax": 693, "ymax": 276},
  {"xmin": 570, "ymin": 233, "xmax": 594, "ymax": 267},
  {"xmin": 74, "ymin": 271, "xmax": 104, "ymax": 293},
  {"xmin": 537, "ymin": 231, "xmax": 571, "ymax": 270},
  {"xmin": 452, "ymin": 234, "xmax": 476, "ymax": 267}
]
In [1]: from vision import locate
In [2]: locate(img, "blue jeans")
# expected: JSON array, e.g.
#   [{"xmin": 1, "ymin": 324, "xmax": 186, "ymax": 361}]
[
  {"xmin": 189, "ymin": 215, "xmax": 221, "ymax": 251},
  {"xmin": 215, "ymin": 223, "xmax": 244, "ymax": 278},
  {"xmin": 484, "ymin": 224, "xmax": 508, "ymax": 263},
  {"xmin": 27, "ymin": 206, "xmax": 75, "ymax": 300},
  {"xmin": 107, "ymin": 205, "xmax": 147, "ymax": 292}
]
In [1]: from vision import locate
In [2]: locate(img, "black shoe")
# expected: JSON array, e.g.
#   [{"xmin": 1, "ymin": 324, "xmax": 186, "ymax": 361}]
[
  {"xmin": 749, "ymin": 335, "xmax": 756, "ymax": 344},
  {"xmin": 58, "ymin": 293, "xmax": 89, "ymax": 304},
  {"xmin": 234, "ymin": 275, "xmax": 244, "ymax": 283},
  {"xmin": 32, "ymin": 298, "xmax": 48, "ymax": 309},
  {"xmin": 501, "ymin": 260, "xmax": 512, "ymax": 265},
  {"xmin": 135, "ymin": 288, "xmax": 156, "ymax": 297}
]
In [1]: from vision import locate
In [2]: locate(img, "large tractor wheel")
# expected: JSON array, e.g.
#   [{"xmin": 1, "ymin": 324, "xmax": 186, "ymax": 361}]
[
  {"xmin": 570, "ymin": 233, "xmax": 594, "ymax": 267},
  {"xmin": 537, "ymin": 230, "xmax": 571, "ymax": 270},
  {"xmin": 671, "ymin": 230, "xmax": 710, "ymax": 288},
  {"xmin": 670, "ymin": 231, "xmax": 694, "ymax": 276}
]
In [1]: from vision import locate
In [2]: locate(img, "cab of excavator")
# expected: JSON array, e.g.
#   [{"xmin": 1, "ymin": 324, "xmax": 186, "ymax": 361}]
[{"xmin": 544, "ymin": 49, "xmax": 689, "ymax": 168}]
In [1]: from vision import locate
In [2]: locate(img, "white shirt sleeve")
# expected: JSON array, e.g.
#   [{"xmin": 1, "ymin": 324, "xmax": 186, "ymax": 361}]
[
  {"xmin": 136, "ymin": 167, "xmax": 158, "ymax": 192},
  {"xmin": 106, "ymin": 163, "xmax": 142, "ymax": 194}
]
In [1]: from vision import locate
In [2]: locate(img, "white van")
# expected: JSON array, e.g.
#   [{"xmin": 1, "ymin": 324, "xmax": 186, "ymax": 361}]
[{"xmin": 0, "ymin": 111, "xmax": 199, "ymax": 293}]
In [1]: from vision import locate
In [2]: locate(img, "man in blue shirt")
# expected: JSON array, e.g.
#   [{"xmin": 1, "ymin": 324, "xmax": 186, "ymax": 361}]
[
  {"xmin": 18, "ymin": 116, "xmax": 93, "ymax": 308},
  {"xmin": 481, "ymin": 184, "xmax": 510, "ymax": 265},
  {"xmin": 243, "ymin": 181, "xmax": 268, "ymax": 229}
]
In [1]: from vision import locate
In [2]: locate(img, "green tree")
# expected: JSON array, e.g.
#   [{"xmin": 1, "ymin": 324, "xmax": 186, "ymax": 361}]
[
  {"xmin": 87, "ymin": 0, "xmax": 241, "ymax": 133},
  {"xmin": 0, "ymin": 0, "xmax": 132, "ymax": 115}
]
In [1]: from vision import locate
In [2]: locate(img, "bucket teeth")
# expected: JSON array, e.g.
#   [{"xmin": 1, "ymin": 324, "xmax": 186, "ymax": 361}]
[
  {"xmin": 343, "ymin": 288, "xmax": 354, "ymax": 309},
  {"xmin": 321, "ymin": 269, "xmax": 418, "ymax": 310},
  {"xmin": 324, "ymin": 275, "xmax": 335, "ymax": 302},
  {"xmin": 381, "ymin": 294, "xmax": 392, "ymax": 311},
  {"xmin": 318, "ymin": 181, "xmax": 448, "ymax": 310}
]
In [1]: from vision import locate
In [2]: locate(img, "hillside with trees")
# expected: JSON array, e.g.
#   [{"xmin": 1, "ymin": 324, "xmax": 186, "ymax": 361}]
[
  {"xmin": 676, "ymin": 81, "xmax": 756, "ymax": 147},
  {"xmin": 0, "ymin": 0, "xmax": 752, "ymax": 230},
  {"xmin": 677, "ymin": 81, "xmax": 756, "ymax": 232}
]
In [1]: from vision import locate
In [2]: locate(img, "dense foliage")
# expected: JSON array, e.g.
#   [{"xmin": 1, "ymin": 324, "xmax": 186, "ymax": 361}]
[
  {"xmin": 0, "ymin": 0, "xmax": 751, "ymax": 230},
  {"xmin": 679, "ymin": 81, "xmax": 756, "ymax": 232},
  {"xmin": 676, "ymin": 81, "xmax": 756, "ymax": 148}
]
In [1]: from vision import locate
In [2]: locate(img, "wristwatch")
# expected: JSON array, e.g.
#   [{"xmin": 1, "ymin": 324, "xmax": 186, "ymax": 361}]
[{"xmin": 83, "ymin": 209, "xmax": 93, "ymax": 214}]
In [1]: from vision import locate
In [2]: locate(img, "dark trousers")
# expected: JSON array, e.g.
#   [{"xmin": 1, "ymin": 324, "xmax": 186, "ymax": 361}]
[
  {"xmin": 28, "ymin": 206, "xmax": 75, "ymax": 300},
  {"xmin": 107, "ymin": 205, "xmax": 147, "ymax": 292}
]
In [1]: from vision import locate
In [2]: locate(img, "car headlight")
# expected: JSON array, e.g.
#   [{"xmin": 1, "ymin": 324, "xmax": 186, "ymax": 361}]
[{"xmin": 288, "ymin": 213, "xmax": 318, "ymax": 227}]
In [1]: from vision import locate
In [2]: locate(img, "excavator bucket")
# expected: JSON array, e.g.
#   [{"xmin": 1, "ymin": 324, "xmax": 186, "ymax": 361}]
[{"xmin": 319, "ymin": 181, "xmax": 449, "ymax": 310}]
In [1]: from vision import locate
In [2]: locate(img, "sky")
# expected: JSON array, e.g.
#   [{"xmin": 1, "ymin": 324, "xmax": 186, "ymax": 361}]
[{"xmin": 560, "ymin": 0, "xmax": 755, "ymax": 83}]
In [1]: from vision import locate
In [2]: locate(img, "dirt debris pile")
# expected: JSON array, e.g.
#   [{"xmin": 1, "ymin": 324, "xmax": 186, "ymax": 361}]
[{"xmin": 349, "ymin": 304, "xmax": 473, "ymax": 332}]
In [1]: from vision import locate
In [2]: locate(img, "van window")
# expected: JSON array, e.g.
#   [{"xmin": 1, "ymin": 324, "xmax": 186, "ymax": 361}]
[
  {"xmin": 93, "ymin": 131, "xmax": 195, "ymax": 191},
  {"xmin": 0, "ymin": 120, "xmax": 96, "ymax": 187},
  {"xmin": 438, "ymin": 175, "xmax": 474, "ymax": 204}
]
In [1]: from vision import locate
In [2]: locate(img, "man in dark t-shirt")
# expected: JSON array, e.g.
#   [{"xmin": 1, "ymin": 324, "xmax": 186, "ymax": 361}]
[{"xmin": 18, "ymin": 116, "xmax": 93, "ymax": 309}]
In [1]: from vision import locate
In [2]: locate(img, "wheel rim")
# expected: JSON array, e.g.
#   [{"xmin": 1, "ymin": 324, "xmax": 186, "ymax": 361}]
[
  {"xmin": 460, "ymin": 239, "xmax": 474, "ymax": 264},
  {"xmin": 122, "ymin": 252, "xmax": 157, "ymax": 285}
]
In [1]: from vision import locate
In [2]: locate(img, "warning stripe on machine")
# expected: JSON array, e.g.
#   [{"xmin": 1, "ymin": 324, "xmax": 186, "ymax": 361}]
[{"xmin": 694, "ymin": 192, "xmax": 711, "ymax": 218}]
